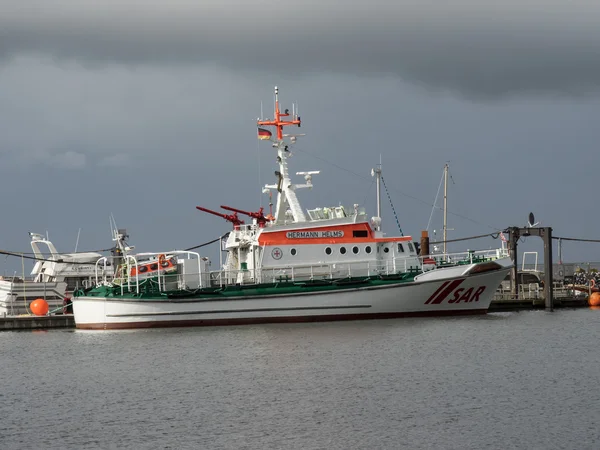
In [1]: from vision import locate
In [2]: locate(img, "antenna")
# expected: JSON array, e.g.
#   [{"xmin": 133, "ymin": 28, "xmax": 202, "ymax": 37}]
[
  {"xmin": 371, "ymin": 164, "xmax": 382, "ymax": 231},
  {"xmin": 527, "ymin": 212, "xmax": 540, "ymax": 228},
  {"xmin": 258, "ymin": 86, "xmax": 301, "ymax": 140},
  {"xmin": 443, "ymin": 163, "xmax": 448, "ymax": 254},
  {"xmin": 74, "ymin": 228, "xmax": 81, "ymax": 252}
]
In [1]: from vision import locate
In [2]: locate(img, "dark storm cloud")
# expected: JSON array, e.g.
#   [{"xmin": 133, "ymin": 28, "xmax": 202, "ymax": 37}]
[{"xmin": 1, "ymin": 1, "xmax": 599, "ymax": 98}]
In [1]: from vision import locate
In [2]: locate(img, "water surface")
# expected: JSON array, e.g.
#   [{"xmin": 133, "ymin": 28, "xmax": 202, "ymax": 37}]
[{"xmin": 2, "ymin": 309, "xmax": 599, "ymax": 449}]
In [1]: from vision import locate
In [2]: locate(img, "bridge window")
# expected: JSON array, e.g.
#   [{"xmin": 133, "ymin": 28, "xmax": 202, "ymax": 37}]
[
  {"xmin": 408, "ymin": 243, "xmax": 415, "ymax": 253},
  {"xmin": 64, "ymin": 277, "xmax": 82, "ymax": 291},
  {"xmin": 352, "ymin": 230, "xmax": 368, "ymax": 238},
  {"xmin": 340, "ymin": 247, "xmax": 347, "ymax": 255},
  {"xmin": 398, "ymin": 243, "xmax": 405, "ymax": 253}
]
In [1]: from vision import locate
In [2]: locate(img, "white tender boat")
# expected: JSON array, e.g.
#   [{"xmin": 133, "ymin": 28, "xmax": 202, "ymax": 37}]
[{"xmin": 1, "ymin": 233, "xmax": 106, "ymax": 316}]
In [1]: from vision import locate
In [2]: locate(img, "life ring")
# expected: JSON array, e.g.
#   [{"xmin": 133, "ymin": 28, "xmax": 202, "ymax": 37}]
[
  {"xmin": 158, "ymin": 254, "xmax": 166, "ymax": 264},
  {"xmin": 590, "ymin": 279, "xmax": 596, "ymax": 288}
]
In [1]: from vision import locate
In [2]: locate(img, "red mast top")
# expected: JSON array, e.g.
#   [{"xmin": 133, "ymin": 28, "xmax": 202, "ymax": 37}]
[{"xmin": 257, "ymin": 86, "xmax": 301, "ymax": 140}]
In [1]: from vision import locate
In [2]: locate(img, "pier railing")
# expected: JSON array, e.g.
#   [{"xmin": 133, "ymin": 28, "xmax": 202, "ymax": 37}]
[{"xmin": 494, "ymin": 282, "xmax": 586, "ymax": 301}]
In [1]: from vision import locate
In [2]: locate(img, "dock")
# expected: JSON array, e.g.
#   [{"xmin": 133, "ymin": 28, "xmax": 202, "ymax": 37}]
[
  {"xmin": 489, "ymin": 296, "xmax": 589, "ymax": 312},
  {"xmin": 1, "ymin": 314, "xmax": 74, "ymax": 331}
]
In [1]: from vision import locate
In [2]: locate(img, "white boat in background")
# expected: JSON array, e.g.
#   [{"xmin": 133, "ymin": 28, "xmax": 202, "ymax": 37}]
[
  {"xmin": 73, "ymin": 86, "xmax": 510, "ymax": 330},
  {"xmin": 0, "ymin": 233, "xmax": 107, "ymax": 316}
]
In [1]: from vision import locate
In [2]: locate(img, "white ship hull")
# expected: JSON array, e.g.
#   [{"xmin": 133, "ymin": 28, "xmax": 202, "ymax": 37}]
[{"xmin": 73, "ymin": 265, "xmax": 509, "ymax": 330}]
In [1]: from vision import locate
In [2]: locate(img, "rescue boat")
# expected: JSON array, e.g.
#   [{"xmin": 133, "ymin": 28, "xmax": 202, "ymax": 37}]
[{"xmin": 73, "ymin": 87, "xmax": 510, "ymax": 330}]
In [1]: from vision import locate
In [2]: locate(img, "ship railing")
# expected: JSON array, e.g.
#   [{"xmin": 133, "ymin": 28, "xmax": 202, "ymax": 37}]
[
  {"xmin": 422, "ymin": 248, "xmax": 508, "ymax": 267},
  {"xmin": 96, "ymin": 255, "xmax": 140, "ymax": 294},
  {"xmin": 95, "ymin": 251, "xmax": 203, "ymax": 294},
  {"xmin": 95, "ymin": 257, "xmax": 111, "ymax": 286},
  {"xmin": 208, "ymin": 260, "xmax": 422, "ymax": 287},
  {"xmin": 128, "ymin": 251, "xmax": 202, "ymax": 294},
  {"xmin": 106, "ymin": 247, "xmax": 510, "ymax": 293}
]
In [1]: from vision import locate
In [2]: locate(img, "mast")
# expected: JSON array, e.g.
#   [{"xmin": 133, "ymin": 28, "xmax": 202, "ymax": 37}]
[
  {"xmin": 258, "ymin": 86, "xmax": 310, "ymax": 224},
  {"xmin": 443, "ymin": 163, "xmax": 448, "ymax": 254},
  {"xmin": 558, "ymin": 238, "xmax": 562, "ymax": 264},
  {"xmin": 371, "ymin": 164, "xmax": 382, "ymax": 231}
]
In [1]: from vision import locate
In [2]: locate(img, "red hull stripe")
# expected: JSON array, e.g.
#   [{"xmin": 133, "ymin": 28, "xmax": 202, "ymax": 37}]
[
  {"xmin": 429, "ymin": 279, "xmax": 465, "ymax": 305},
  {"xmin": 76, "ymin": 309, "xmax": 488, "ymax": 330},
  {"xmin": 424, "ymin": 281, "xmax": 450, "ymax": 304}
]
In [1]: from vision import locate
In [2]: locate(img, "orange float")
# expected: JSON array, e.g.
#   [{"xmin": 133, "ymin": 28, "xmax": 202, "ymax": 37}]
[
  {"xmin": 588, "ymin": 292, "xmax": 600, "ymax": 307},
  {"xmin": 30, "ymin": 298, "xmax": 49, "ymax": 316}
]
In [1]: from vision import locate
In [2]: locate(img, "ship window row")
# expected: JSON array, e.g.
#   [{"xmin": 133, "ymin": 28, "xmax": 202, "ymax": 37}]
[
  {"xmin": 284, "ymin": 244, "xmax": 416, "ymax": 257},
  {"xmin": 332, "ymin": 245, "xmax": 371, "ymax": 255}
]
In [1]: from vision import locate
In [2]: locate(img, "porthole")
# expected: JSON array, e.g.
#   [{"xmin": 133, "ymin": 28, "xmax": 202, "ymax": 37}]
[
  {"xmin": 384, "ymin": 247, "xmax": 389, "ymax": 253},
  {"xmin": 340, "ymin": 247, "xmax": 347, "ymax": 255},
  {"xmin": 325, "ymin": 247, "xmax": 332, "ymax": 255},
  {"xmin": 365, "ymin": 246, "xmax": 372, "ymax": 254},
  {"xmin": 352, "ymin": 246, "xmax": 359, "ymax": 254},
  {"xmin": 291, "ymin": 248, "xmax": 297, "ymax": 256}
]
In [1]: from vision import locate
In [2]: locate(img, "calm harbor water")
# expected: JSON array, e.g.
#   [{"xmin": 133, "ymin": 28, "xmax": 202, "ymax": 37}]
[{"xmin": 2, "ymin": 309, "xmax": 600, "ymax": 450}]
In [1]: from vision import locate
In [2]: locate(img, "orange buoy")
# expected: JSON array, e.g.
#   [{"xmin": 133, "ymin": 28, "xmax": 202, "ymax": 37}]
[
  {"xmin": 588, "ymin": 292, "xmax": 600, "ymax": 307},
  {"xmin": 30, "ymin": 298, "xmax": 49, "ymax": 316}
]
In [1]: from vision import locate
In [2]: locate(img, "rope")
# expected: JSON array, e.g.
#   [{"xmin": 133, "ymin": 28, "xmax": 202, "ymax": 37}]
[
  {"xmin": 437, "ymin": 232, "xmax": 501, "ymax": 244},
  {"xmin": 426, "ymin": 168, "xmax": 444, "ymax": 232},
  {"xmin": 552, "ymin": 236, "xmax": 600, "ymax": 243},
  {"xmin": 380, "ymin": 175, "xmax": 403, "ymax": 236},
  {"xmin": 22, "ymin": 254, "xmax": 31, "ymax": 315},
  {"xmin": 0, "ymin": 235, "xmax": 229, "ymax": 264},
  {"xmin": 184, "ymin": 233, "xmax": 230, "ymax": 251},
  {"xmin": 0, "ymin": 250, "xmax": 108, "ymax": 265},
  {"xmin": 291, "ymin": 145, "xmax": 502, "ymax": 231},
  {"xmin": 0, "ymin": 247, "xmax": 114, "ymax": 255}
]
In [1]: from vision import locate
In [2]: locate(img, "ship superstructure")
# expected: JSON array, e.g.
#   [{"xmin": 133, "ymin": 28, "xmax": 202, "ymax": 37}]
[{"xmin": 199, "ymin": 86, "xmax": 422, "ymax": 285}]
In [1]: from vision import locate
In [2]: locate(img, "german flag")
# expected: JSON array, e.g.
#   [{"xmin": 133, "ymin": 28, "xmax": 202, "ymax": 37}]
[{"xmin": 257, "ymin": 128, "xmax": 272, "ymax": 140}]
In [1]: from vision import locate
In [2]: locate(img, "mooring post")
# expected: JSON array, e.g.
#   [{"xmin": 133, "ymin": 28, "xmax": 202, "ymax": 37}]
[
  {"xmin": 508, "ymin": 223, "xmax": 554, "ymax": 309},
  {"xmin": 542, "ymin": 227, "xmax": 554, "ymax": 311},
  {"xmin": 509, "ymin": 227, "xmax": 519, "ymax": 299}
]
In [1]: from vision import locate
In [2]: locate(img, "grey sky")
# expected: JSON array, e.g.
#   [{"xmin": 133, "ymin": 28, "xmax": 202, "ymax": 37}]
[
  {"xmin": 1, "ymin": 1, "xmax": 599, "ymax": 272},
  {"xmin": 2, "ymin": 1, "xmax": 600, "ymax": 97}
]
